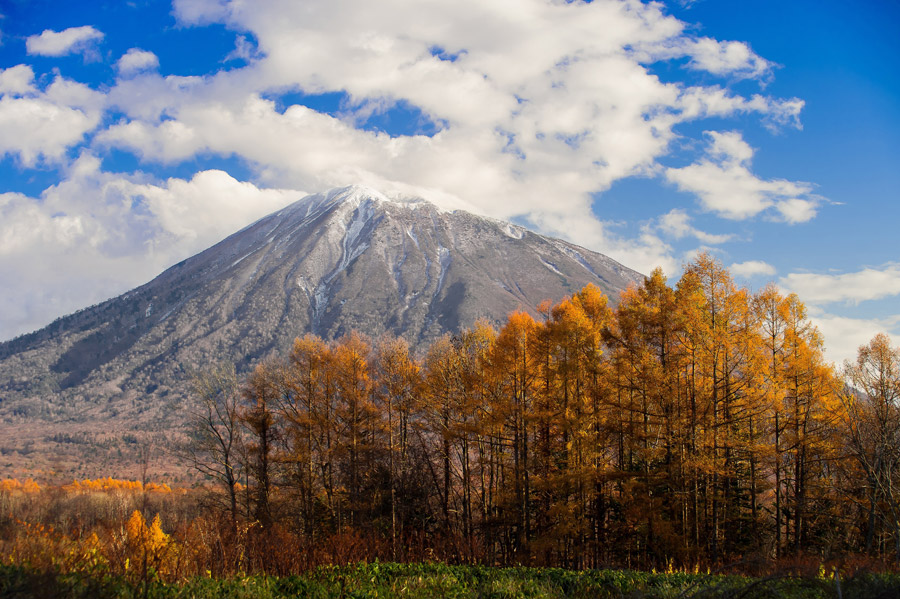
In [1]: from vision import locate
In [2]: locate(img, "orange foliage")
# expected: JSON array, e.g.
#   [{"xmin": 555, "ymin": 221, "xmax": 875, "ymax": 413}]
[
  {"xmin": 0, "ymin": 478, "xmax": 41, "ymax": 493},
  {"xmin": 125, "ymin": 510, "xmax": 170, "ymax": 557},
  {"xmin": 62, "ymin": 477, "xmax": 172, "ymax": 493}
]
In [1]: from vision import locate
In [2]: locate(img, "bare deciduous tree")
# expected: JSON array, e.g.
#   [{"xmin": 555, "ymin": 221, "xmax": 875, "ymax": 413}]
[{"xmin": 183, "ymin": 362, "xmax": 244, "ymax": 525}]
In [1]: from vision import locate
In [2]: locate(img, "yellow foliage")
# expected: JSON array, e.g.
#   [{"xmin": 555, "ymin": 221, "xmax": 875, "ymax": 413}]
[
  {"xmin": 63, "ymin": 532, "xmax": 108, "ymax": 572},
  {"xmin": 125, "ymin": 510, "xmax": 171, "ymax": 563},
  {"xmin": 0, "ymin": 478, "xmax": 41, "ymax": 493},
  {"xmin": 144, "ymin": 482, "xmax": 172, "ymax": 493},
  {"xmin": 5, "ymin": 521, "xmax": 109, "ymax": 574},
  {"xmin": 63, "ymin": 477, "xmax": 172, "ymax": 493},
  {"xmin": 66, "ymin": 477, "xmax": 139, "ymax": 492},
  {"xmin": 148, "ymin": 514, "xmax": 168, "ymax": 551},
  {"xmin": 125, "ymin": 510, "xmax": 146, "ymax": 544}
]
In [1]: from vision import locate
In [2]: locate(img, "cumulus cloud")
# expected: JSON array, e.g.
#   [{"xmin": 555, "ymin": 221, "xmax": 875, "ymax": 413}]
[
  {"xmin": 0, "ymin": 66, "xmax": 104, "ymax": 165},
  {"xmin": 666, "ymin": 131, "xmax": 819, "ymax": 222},
  {"xmin": 117, "ymin": 48, "xmax": 159, "ymax": 75},
  {"xmin": 173, "ymin": 0, "xmax": 231, "ymax": 25},
  {"xmin": 776, "ymin": 197, "xmax": 818, "ymax": 223},
  {"xmin": 225, "ymin": 35, "xmax": 261, "ymax": 63},
  {"xmin": 780, "ymin": 264, "xmax": 900, "ymax": 304},
  {"xmin": 658, "ymin": 208, "xmax": 733, "ymax": 244},
  {"xmin": 131, "ymin": 169, "xmax": 301, "ymax": 243},
  {"xmin": 806, "ymin": 309, "xmax": 900, "ymax": 367},
  {"xmin": 676, "ymin": 89, "xmax": 803, "ymax": 130},
  {"xmin": 775, "ymin": 267, "xmax": 900, "ymax": 367},
  {"xmin": 730, "ymin": 260, "xmax": 776, "ymax": 278},
  {"xmin": 0, "ymin": 65, "xmax": 36, "ymax": 95},
  {"xmin": 94, "ymin": 0, "xmax": 804, "ymax": 268},
  {"xmin": 687, "ymin": 38, "xmax": 774, "ymax": 80},
  {"xmin": 0, "ymin": 154, "xmax": 301, "ymax": 340},
  {"xmin": 25, "ymin": 25, "xmax": 103, "ymax": 57}
]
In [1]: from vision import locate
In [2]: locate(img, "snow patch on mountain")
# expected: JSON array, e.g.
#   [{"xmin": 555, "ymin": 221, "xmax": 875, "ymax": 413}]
[
  {"xmin": 554, "ymin": 241, "xmax": 602, "ymax": 280},
  {"xmin": 406, "ymin": 227, "xmax": 419, "ymax": 249},
  {"xmin": 434, "ymin": 245, "xmax": 451, "ymax": 298},
  {"xmin": 503, "ymin": 223, "xmax": 525, "ymax": 239},
  {"xmin": 540, "ymin": 258, "xmax": 563, "ymax": 276}
]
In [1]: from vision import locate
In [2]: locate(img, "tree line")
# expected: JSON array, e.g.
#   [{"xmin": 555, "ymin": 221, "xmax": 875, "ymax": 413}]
[{"xmin": 187, "ymin": 253, "xmax": 900, "ymax": 570}]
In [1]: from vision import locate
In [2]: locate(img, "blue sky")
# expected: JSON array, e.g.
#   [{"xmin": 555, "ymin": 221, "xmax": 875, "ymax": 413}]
[{"xmin": 0, "ymin": 0, "xmax": 897, "ymax": 364}]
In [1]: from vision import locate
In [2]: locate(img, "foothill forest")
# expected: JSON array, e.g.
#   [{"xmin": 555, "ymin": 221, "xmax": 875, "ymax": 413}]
[{"xmin": 3, "ymin": 254, "xmax": 900, "ymax": 597}]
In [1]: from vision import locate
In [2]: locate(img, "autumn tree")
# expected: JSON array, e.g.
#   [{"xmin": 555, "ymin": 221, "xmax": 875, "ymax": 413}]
[
  {"xmin": 280, "ymin": 334, "xmax": 332, "ymax": 536},
  {"xmin": 123, "ymin": 510, "xmax": 173, "ymax": 582},
  {"xmin": 753, "ymin": 283, "xmax": 790, "ymax": 556},
  {"xmin": 537, "ymin": 284, "xmax": 611, "ymax": 567},
  {"xmin": 778, "ymin": 293, "xmax": 840, "ymax": 554},
  {"xmin": 373, "ymin": 334, "xmax": 422, "ymax": 557},
  {"xmin": 605, "ymin": 268, "xmax": 691, "ymax": 563},
  {"xmin": 243, "ymin": 358, "xmax": 283, "ymax": 528},
  {"xmin": 420, "ymin": 323, "xmax": 497, "ymax": 557},
  {"xmin": 841, "ymin": 333, "xmax": 900, "ymax": 561},
  {"xmin": 678, "ymin": 254, "xmax": 773, "ymax": 560},
  {"xmin": 488, "ymin": 311, "xmax": 538, "ymax": 555},
  {"xmin": 331, "ymin": 332, "xmax": 380, "ymax": 527}
]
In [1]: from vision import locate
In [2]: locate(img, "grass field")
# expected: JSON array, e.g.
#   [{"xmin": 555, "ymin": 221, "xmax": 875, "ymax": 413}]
[{"xmin": 3, "ymin": 561, "xmax": 900, "ymax": 599}]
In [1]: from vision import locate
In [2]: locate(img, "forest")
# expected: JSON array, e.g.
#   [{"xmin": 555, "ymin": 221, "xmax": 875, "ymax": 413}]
[
  {"xmin": 182, "ymin": 253, "xmax": 900, "ymax": 570},
  {"xmin": 3, "ymin": 253, "xmax": 900, "ymax": 586}
]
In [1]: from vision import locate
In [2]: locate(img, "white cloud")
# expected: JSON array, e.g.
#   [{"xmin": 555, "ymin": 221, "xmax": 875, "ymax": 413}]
[
  {"xmin": 776, "ymin": 197, "xmax": 818, "ymax": 223},
  {"xmin": 225, "ymin": 35, "xmax": 261, "ymax": 62},
  {"xmin": 0, "ymin": 97, "xmax": 96, "ymax": 165},
  {"xmin": 617, "ymin": 230, "xmax": 679, "ymax": 277},
  {"xmin": 117, "ymin": 48, "xmax": 160, "ymax": 76},
  {"xmin": 0, "ymin": 70, "xmax": 105, "ymax": 166},
  {"xmin": 687, "ymin": 38, "xmax": 773, "ymax": 80},
  {"xmin": 730, "ymin": 260, "xmax": 776, "ymax": 278},
  {"xmin": 675, "ymin": 88, "xmax": 803, "ymax": 130},
  {"xmin": 658, "ymin": 208, "xmax": 733, "ymax": 244},
  {"xmin": 173, "ymin": 0, "xmax": 231, "ymax": 25},
  {"xmin": 806, "ymin": 310, "xmax": 900, "ymax": 367},
  {"xmin": 0, "ymin": 65, "xmax": 36, "ymax": 96},
  {"xmin": 0, "ymin": 155, "xmax": 301, "ymax": 340},
  {"xmin": 775, "ymin": 267, "xmax": 900, "ymax": 368},
  {"xmin": 780, "ymin": 264, "xmax": 900, "ymax": 304},
  {"xmin": 96, "ymin": 0, "xmax": 804, "ymax": 270},
  {"xmin": 131, "ymin": 169, "xmax": 301, "ymax": 243},
  {"xmin": 666, "ymin": 131, "xmax": 819, "ymax": 222},
  {"xmin": 25, "ymin": 25, "xmax": 103, "ymax": 57}
]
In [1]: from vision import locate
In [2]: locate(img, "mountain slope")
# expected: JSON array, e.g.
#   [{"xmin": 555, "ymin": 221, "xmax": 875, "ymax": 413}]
[{"xmin": 0, "ymin": 185, "xmax": 643, "ymax": 477}]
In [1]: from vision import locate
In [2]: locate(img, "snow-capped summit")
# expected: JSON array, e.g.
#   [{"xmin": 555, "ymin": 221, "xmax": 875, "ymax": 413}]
[
  {"xmin": 321, "ymin": 183, "xmax": 441, "ymax": 213},
  {"xmin": 326, "ymin": 183, "xmax": 393, "ymax": 205}
]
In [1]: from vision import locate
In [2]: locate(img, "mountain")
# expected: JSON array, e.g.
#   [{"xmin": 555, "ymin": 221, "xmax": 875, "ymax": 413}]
[{"xmin": 0, "ymin": 185, "xmax": 643, "ymax": 479}]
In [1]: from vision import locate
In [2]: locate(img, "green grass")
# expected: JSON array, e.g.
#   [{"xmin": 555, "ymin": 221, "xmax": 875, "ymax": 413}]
[{"xmin": 2, "ymin": 562, "xmax": 899, "ymax": 598}]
